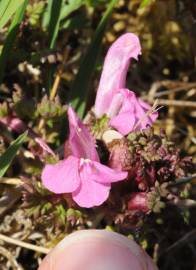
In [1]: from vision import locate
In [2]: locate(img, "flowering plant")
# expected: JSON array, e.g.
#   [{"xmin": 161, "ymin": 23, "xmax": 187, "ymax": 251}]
[
  {"xmin": 40, "ymin": 33, "xmax": 194, "ymax": 222},
  {"xmin": 0, "ymin": 1, "xmax": 195, "ymax": 268}
]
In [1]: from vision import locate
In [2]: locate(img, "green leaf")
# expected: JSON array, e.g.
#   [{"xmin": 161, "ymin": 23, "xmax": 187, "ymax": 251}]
[
  {"xmin": 0, "ymin": 131, "xmax": 28, "ymax": 177},
  {"xmin": 140, "ymin": 0, "xmax": 155, "ymax": 8},
  {"xmin": 85, "ymin": 0, "xmax": 108, "ymax": 7},
  {"xmin": 42, "ymin": 0, "xmax": 84, "ymax": 29},
  {"xmin": 0, "ymin": 0, "xmax": 25, "ymax": 30},
  {"xmin": 47, "ymin": 0, "xmax": 63, "ymax": 49},
  {"xmin": 60, "ymin": 0, "xmax": 83, "ymax": 21},
  {"xmin": 43, "ymin": 0, "xmax": 63, "ymax": 93},
  {"xmin": 0, "ymin": 0, "xmax": 10, "ymax": 21},
  {"xmin": 60, "ymin": 14, "xmax": 88, "ymax": 30},
  {"xmin": 43, "ymin": 0, "xmax": 85, "ymax": 93},
  {"xmin": 0, "ymin": 0, "xmax": 28, "ymax": 83},
  {"xmin": 69, "ymin": 0, "xmax": 117, "ymax": 118},
  {"xmin": 42, "ymin": 0, "xmax": 52, "ymax": 29}
]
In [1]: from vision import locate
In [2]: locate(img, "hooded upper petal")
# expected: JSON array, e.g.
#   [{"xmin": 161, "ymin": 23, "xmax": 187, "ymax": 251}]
[
  {"xmin": 72, "ymin": 160, "xmax": 111, "ymax": 208},
  {"xmin": 41, "ymin": 156, "xmax": 80, "ymax": 194},
  {"xmin": 67, "ymin": 107, "xmax": 99, "ymax": 161},
  {"xmin": 109, "ymin": 89, "xmax": 158, "ymax": 135},
  {"xmin": 106, "ymin": 92, "xmax": 123, "ymax": 118},
  {"xmin": 94, "ymin": 33, "xmax": 141, "ymax": 118}
]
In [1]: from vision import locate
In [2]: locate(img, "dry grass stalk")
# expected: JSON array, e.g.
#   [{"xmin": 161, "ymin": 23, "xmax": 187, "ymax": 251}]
[{"xmin": 0, "ymin": 234, "xmax": 50, "ymax": 255}]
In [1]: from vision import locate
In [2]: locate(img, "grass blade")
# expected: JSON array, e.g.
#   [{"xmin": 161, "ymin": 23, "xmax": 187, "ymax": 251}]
[
  {"xmin": 0, "ymin": 0, "xmax": 10, "ymax": 21},
  {"xmin": 60, "ymin": 0, "xmax": 83, "ymax": 21},
  {"xmin": 0, "ymin": 131, "xmax": 28, "ymax": 177},
  {"xmin": 42, "ymin": 0, "xmax": 83, "ymax": 29},
  {"xmin": 69, "ymin": 0, "xmax": 117, "ymax": 118},
  {"xmin": 42, "ymin": 0, "xmax": 52, "ymax": 30},
  {"xmin": 0, "ymin": 0, "xmax": 25, "ymax": 30},
  {"xmin": 48, "ymin": 0, "xmax": 63, "ymax": 49},
  {"xmin": 0, "ymin": 0, "xmax": 28, "ymax": 83},
  {"xmin": 44, "ymin": 0, "xmax": 63, "ymax": 93},
  {"xmin": 43, "ymin": 0, "xmax": 84, "ymax": 93}
]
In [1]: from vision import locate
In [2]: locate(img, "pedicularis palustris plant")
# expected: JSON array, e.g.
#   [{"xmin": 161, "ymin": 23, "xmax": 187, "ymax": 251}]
[
  {"xmin": 2, "ymin": 33, "xmax": 194, "ymax": 232},
  {"xmin": 39, "ymin": 33, "xmax": 194, "ymax": 227}
]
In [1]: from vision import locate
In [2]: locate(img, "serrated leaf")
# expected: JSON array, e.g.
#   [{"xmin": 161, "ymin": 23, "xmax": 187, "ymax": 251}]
[
  {"xmin": 0, "ymin": 131, "xmax": 28, "ymax": 177},
  {"xmin": 69, "ymin": 0, "xmax": 117, "ymax": 118}
]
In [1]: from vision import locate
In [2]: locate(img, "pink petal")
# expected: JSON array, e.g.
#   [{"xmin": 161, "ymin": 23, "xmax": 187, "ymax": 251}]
[
  {"xmin": 109, "ymin": 89, "xmax": 158, "ymax": 135},
  {"xmin": 91, "ymin": 160, "xmax": 128, "ymax": 184},
  {"xmin": 41, "ymin": 156, "xmax": 80, "ymax": 194},
  {"xmin": 72, "ymin": 161, "xmax": 111, "ymax": 208},
  {"xmin": 94, "ymin": 33, "xmax": 141, "ymax": 118},
  {"xmin": 67, "ymin": 107, "xmax": 99, "ymax": 161},
  {"xmin": 109, "ymin": 112, "xmax": 136, "ymax": 136},
  {"xmin": 138, "ymin": 99, "xmax": 158, "ymax": 122},
  {"xmin": 109, "ymin": 90, "xmax": 136, "ymax": 135},
  {"xmin": 106, "ymin": 92, "xmax": 123, "ymax": 118},
  {"xmin": 133, "ymin": 99, "xmax": 158, "ymax": 131},
  {"xmin": 119, "ymin": 90, "xmax": 135, "ymax": 112},
  {"xmin": 35, "ymin": 137, "xmax": 56, "ymax": 157}
]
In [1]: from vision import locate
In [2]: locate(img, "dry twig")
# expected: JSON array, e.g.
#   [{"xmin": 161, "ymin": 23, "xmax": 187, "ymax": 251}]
[
  {"xmin": 0, "ymin": 246, "xmax": 24, "ymax": 270},
  {"xmin": 0, "ymin": 234, "xmax": 50, "ymax": 254}
]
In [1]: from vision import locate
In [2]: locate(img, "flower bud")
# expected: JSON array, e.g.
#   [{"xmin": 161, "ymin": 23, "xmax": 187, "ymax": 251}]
[
  {"xmin": 128, "ymin": 192, "xmax": 149, "ymax": 213},
  {"xmin": 108, "ymin": 138, "xmax": 132, "ymax": 171},
  {"xmin": 0, "ymin": 115, "xmax": 25, "ymax": 133}
]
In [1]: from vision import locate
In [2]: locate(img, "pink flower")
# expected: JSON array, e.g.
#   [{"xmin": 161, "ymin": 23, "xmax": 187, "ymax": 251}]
[
  {"xmin": 39, "ymin": 230, "xmax": 158, "ymax": 270},
  {"xmin": 94, "ymin": 33, "xmax": 158, "ymax": 135},
  {"xmin": 41, "ymin": 107, "xmax": 127, "ymax": 208}
]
